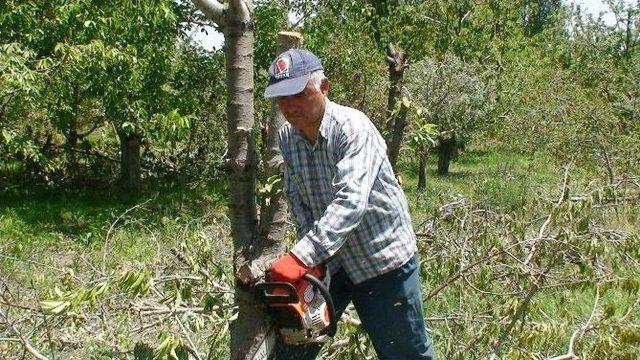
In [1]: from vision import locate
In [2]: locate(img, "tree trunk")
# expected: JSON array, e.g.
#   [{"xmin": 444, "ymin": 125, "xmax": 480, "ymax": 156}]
[
  {"xmin": 190, "ymin": 2, "xmax": 294, "ymax": 359},
  {"xmin": 257, "ymin": 31, "xmax": 303, "ymax": 266},
  {"xmin": 232, "ymin": 30, "xmax": 304, "ymax": 360},
  {"xmin": 118, "ymin": 131, "xmax": 141, "ymax": 191},
  {"xmin": 64, "ymin": 116, "xmax": 79, "ymax": 182},
  {"xmin": 220, "ymin": 12, "xmax": 265, "ymax": 360},
  {"xmin": 385, "ymin": 43, "xmax": 408, "ymax": 173},
  {"xmin": 417, "ymin": 146, "xmax": 427, "ymax": 191},
  {"xmin": 437, "ymin": 134, "xmax": 456, "ymax": 175}
]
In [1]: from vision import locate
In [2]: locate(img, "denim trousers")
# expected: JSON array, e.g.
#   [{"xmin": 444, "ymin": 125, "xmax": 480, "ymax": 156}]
[{"xmin": 273, "ymin": 254, "xmax": 436, "ymax": 359}]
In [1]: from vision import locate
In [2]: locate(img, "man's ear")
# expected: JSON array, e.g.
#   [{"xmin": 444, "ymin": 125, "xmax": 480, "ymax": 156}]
[{"xmin": 320, "ymin": 78, "xmax": 329, "ymax": 95}]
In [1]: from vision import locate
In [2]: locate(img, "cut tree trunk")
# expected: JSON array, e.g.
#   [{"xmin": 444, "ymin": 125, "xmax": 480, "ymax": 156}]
[
  {"xmin": 258, "ymin": 31, "xmax": 302, "ymax": 257},
  {"xmin": 385, "ymin": 43, "xmax": 408, "ymax": 173},
  {"xmin": 118, "ymin": 131, "xmax": 141, "ymax": 191}
]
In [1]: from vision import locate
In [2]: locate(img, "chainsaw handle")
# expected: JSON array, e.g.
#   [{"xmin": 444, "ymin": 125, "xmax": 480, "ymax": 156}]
[
  {"xmin": 303, "ymin": 273, "xmax": 337, "ymax": 337},
  {"xmin": 255, "ymin": 282, "xmax": 299, "ymax": 304}
]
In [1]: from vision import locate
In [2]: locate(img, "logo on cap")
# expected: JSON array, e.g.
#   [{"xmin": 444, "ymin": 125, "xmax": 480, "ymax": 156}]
[{"xmin": 274, "ymin": 56, "xmax": 290, "ymax": 79}]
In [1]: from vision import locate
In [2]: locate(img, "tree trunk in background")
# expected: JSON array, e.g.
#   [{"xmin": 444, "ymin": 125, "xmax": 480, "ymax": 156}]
[
  {"xmin": 118, "ymin": 131, "xmax": 141, "ymax": 191},
  {"xmin": 263, "ymin": 32, "xmax": 306, "ymax": 360},
  {"xmin": 418, "ymin": 146, "xmax": 427, "ymax": 191},
  {"xmin": 248, "ymin": 31, "xmax": 302, "ymax": 273},
  {"xmin": 437, "ymin": 134, "xmax": 457, "ymax": 175},
  {"xmin": 385, "ymin": 43, "xmax": 408, "ymax": 173}
]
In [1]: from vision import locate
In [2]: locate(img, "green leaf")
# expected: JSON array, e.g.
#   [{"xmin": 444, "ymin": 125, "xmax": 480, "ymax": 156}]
[{"xmin": 40, "ymin": 300, "xmax": 71, "ymax": 315}]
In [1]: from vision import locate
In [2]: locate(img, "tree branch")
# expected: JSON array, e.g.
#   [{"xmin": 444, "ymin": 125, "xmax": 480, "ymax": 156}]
[
  {"xmin": 0, "ymin": 306, "xmax": 50, "ymax": 360},
  {"xmin": 102, "ymin": 197, "xmax": 156, "ymax": 272},
  {"xmin": 524, "ymin": 165, "xmax": 572, "ymax": 266},
  {"xmin": 191, "ymin": 0, "xmax": 226, "ymax": 24},
  {"xmin": 548, "ymin": 287, "xmax": 600, "ymax": 360},
  {"xmin": 230, "ymin": 0, "xmax": 253, "ymax": 22}
]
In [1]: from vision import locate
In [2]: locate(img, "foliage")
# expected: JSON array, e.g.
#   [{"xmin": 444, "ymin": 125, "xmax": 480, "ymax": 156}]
[
  {"xmin": 0, "ymin": 0, "xmax": 226, "ymax": 189},
  {"xmin": 405, "ymin": 122, "xmax": 438, "ymax": 156},
  {"xmin": 2, "ymin": 157, "xmax": 639, "ymax": 359},
  {"xmin": 406, "ymin": 53, "xmax": 495, "ymax": 146},
  {"xmin": 494, "ymin": 0, "xmax": 640, "ymax": 179},
  {"xmin": 0, "ymin": 186, "xmax": 233, "ymax": 359},
  {"xmin": 297, "ymin": 1, "xmax": 388, "ymax": 127}
]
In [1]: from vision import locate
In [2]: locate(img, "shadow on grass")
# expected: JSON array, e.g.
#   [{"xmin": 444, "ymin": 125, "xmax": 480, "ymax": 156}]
[{"xmin": 0, "ymin": 182, "xmax": 227, "ymax": 244}]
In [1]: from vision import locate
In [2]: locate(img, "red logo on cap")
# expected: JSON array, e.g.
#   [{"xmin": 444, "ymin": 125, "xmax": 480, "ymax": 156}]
[{"xmin": 274, "ymin": 57, "xmax": 290, "ymax": 79}]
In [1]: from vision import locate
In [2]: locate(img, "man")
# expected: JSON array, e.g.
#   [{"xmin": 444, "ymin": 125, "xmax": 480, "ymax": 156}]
[{"xmin": 265, "ymin": 49, "xmax": 436, "ymax": 360}]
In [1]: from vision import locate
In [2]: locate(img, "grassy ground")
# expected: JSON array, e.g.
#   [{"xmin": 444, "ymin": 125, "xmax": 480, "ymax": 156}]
[
  {"xmin": 1, "ymin": 184, "xmax": 229, "ymax": 289},
  {"xmin": 397, "ymin": 147, "xmax": 640, "ymax": 359},
  {"xmin": 401, "ymin": 147, "xmax": 567, "ymax": 216},
  {"xmin": 1, "ymin": 146, "xmax": 638, "ymax": 359}
]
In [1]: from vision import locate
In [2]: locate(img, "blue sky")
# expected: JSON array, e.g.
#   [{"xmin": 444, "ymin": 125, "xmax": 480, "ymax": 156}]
[{"xmin": 189, "ymin": 0, "xmax": 623, "ymax": 51}]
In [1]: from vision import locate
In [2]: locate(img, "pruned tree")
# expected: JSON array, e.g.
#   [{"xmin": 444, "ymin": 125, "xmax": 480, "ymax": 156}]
[
  {"xmin": 189, "ymin": 1, "xmax": 263, "ymax": 358},
  {"xmin": 385, "ymin": 43, "xmax": 409, "ymax": 173}
]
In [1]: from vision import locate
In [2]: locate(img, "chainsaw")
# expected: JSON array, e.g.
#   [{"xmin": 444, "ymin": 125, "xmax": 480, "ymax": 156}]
[{"xmin": 256, "ymin": 265, "xmax": 337, "ymax": 345}]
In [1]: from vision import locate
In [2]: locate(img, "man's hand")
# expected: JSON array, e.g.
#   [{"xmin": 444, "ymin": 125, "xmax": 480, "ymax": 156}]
[{"xmin": 269, "ymin": 252, "xmax": 309, "ymax": 283}]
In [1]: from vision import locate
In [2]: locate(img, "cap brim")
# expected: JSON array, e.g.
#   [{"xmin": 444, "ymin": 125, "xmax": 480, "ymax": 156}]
[{"xmin": 263, "ymin": 73, "xmax": 310, "ymax": 99}]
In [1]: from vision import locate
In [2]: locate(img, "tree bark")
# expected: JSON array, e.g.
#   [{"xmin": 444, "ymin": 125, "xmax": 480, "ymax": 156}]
[
  {"xmin": 437, "ymin": 133, "xmax": 456, "ymax": 175},
  {"xmin": 232, "ymin": 31, "xmax": 304, "ymax": 360},
  {"xmin": 217, "ymin": 5, "xmax": 265, "ymax": 360},
  {"xmin": 385, "ymin": 43, "xmax": 408, "ymax": 173},
  {"xmin": 118, "ymin": 131, "xmax": 141, "ymax": 191}
]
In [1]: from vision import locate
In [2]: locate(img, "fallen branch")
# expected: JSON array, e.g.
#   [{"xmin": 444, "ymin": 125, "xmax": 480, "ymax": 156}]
[
  {"xmin": 426, "ymin": 245, "xmax": 504, "ymax": 300},
  {"xmin": 102, "ymin": 197, "xmax": 155, "ymax": 272},
  {"xmin": 548, "ymin": 286, "xmax": 600, "ymax": 360},
  {"xmin": 0, "ymin": 306, "xmax": 50, "ymax": 360},
  {"xmin": 525, "ymin": 166, "xmax": 571, "ymax": 266}
]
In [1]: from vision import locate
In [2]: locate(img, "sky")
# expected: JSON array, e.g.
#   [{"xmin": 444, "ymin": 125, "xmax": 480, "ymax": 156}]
[{"xmin": 188, "ymin": 0, "xmax": 625, "ymax": 52}]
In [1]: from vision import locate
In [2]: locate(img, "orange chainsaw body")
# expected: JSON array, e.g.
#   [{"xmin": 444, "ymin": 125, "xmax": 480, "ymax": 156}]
[{"xmin": 257, "ymin": 266, "xmax": 337, "ymax": 345}]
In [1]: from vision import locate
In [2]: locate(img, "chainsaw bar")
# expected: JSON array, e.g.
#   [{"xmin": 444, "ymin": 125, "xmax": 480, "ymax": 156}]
[{"xmin": 248, "ymin": 325, "xmax": 277, "ymax": 360}]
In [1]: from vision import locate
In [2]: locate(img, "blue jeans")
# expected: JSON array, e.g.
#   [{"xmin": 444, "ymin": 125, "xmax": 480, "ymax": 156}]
[{"xmin": 273, "ymin": 254, "xmax": 436, "ymax": 359}]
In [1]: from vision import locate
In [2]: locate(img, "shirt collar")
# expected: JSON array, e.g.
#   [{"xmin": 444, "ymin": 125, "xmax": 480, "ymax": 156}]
[{"xmin": 318, "ymin": 99, "xmax": 333, "ymax": 141}]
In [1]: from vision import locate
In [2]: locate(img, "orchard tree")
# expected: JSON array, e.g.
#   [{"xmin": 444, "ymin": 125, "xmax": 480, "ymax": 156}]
[
  {"xmin": 0, "ymin": 0, "xmax": 208, "ymax": 190},
  {"xmin": 0, "ymin": 43, "xmax": 50, "ymax": 183},
  {"xmin": 406, "ymin": 54, "xmax": 495, "ymax": 175}
]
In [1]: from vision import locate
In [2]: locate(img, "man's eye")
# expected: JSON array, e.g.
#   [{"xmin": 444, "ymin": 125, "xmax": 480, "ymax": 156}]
[{"xmin": 293, "ymin": 91, "xmax": 306, "ymax": 98}]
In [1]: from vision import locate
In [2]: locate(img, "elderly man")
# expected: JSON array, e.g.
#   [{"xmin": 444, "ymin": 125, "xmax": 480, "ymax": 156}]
[{"xmin": 265, "ymin": 49, "xmax": 436, "ymax": 360}]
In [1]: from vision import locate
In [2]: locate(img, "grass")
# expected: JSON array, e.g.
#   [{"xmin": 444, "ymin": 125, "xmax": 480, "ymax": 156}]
[
  {"xmin": 400, "ymin": 146, "xmax": 566, "ymax": 220},
  {"xmin": 0, "ymin": 182, "xmax": 230, "ymax": 291}
]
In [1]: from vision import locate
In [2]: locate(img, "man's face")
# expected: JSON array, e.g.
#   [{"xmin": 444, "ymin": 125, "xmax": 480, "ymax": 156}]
[{"xmin": 276, "ymin": 80, "xmax": 327, "ymax": 132}]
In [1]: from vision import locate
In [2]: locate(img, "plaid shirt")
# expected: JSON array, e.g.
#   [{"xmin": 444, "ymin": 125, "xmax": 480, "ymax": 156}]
[{"xmin": 278, "ymin": 100, "xmax": 417, "ymax": 284}]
